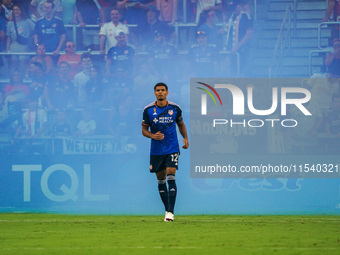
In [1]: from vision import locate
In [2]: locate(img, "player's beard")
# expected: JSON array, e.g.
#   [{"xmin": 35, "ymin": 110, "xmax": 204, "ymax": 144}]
[{"xmin": 158, "ymin": 95, "xmax": 166, "ymax": 101}]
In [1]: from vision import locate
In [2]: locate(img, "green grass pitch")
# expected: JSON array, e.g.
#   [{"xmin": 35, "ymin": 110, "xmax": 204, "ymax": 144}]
[{"xmin": 0, "ymin": 214, "xmax": 339, "ymax": 255}]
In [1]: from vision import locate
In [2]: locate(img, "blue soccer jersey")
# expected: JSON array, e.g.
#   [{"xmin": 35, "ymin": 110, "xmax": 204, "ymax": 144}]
[
  {"xmin": 34, "ymin": 17, "xmax": 66, "ymax": 52},
  {"xmin": 142, "ymin": 101, "xmax": 183, "ymax": 155},
  {"xmin": 107, "ymin": 45, "xmax": 135, "ymax": 73}
]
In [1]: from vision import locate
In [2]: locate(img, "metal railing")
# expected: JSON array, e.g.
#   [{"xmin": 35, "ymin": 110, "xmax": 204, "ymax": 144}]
[
  {"xmin": 308, "ymin": 49, "xmax": 332, "ymax": 76},
  {"xmin": 318, "ymin": 21, "xmax": 340, "ymax": 49},
  {"xmin": 309, "ymin": 20, "xmax": 340, "ymax": 76},
  {"xmin": 181, "ymin": 0, "xmax": 257, "ymax": 23},
  {"xmin": 293, "ymin": 0, "xmax": 298, "ymax": 33},
  {"xmin": 269, "ymin": 5, "xmax": 292, "ymax": 78},
  {"xmin": 66, "ymin": 0, "xmax": 258, "ymax": 48},
  {"xmin": 64, "ymin": 24, "xmax": 137, "ymax": 51},
  {"xmin": 0, "ymin": 50, "xmax": 240, "ymax": 77},
  {"xmin": 254, "ymin": 0, "xmax": 257, "ymax": 21}
]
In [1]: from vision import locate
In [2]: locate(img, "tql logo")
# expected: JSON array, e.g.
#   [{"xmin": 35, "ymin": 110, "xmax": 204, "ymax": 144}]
[{"xmin": 197, "ymin": 82, "xmax": 312, "ymax": 116}]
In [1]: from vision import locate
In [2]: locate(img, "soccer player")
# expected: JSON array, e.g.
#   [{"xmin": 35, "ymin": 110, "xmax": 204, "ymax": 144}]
[{"xmin": 142, "ymin": 83, "xmax": 189, "ymax": 222}]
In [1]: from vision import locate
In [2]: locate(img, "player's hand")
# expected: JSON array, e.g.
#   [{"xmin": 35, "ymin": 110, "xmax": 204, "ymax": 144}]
[
  {"xmin": 182, "ymin": 138, "xmax": 189, "ymax": 149},
  {"xmin": 153, "ymin": 131, "xmax": 164, "ymax": 140}
]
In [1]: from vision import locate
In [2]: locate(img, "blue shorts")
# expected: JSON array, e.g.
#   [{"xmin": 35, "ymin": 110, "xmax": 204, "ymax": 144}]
[{"xmin": 149, "ymin": 153, "xmax": 179, "ymax": 173}]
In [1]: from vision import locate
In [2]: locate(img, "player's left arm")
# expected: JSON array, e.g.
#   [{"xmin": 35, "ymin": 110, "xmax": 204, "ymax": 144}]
[{"xmin": 177, "ymin": 120, "xmax": 189, "ymax": 149}]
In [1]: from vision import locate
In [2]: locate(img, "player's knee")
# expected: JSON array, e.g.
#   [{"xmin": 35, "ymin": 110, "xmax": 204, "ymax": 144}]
[
  {"xmin": 157, "ymin": 178, "xmax": 166, "ymax": 185},
  {"xmin": 166, "ymin": 167, "xmax": 176, "ymax": 175},
  {"xmin": 156, "ymin": 170, "xmax": 166, "ymax": 179}
]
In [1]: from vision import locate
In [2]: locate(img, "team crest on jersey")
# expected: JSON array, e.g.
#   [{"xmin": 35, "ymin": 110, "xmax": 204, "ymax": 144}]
[
  {"xmin": 168, "ymin": 110, "xmax": 173, "ymax": 115},
  {"xmin": 153, "ymin": 108, "xmax": 157, "ymax": 115},
  {"xmin": 124, "ymin": 50, "xmax": 128, "ymax": 54},
  {"xmin": 52, "ymin": 23, "xmax": 57, "ymax": 28},
  {"xmin": 153, "ymin": 118, "xmax": 158, "ymax": 123}
]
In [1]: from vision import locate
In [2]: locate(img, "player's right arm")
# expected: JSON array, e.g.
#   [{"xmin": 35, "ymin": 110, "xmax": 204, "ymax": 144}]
[
  {"xmin": 142, "ymin": 108, "xmax": 164, "ymax": 140},
  {"xmin": 142, "ymin": 125, "xmax": 164, "ymax": 140}
]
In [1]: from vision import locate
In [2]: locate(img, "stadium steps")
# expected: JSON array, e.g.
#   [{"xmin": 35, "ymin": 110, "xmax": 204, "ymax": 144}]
[
  {"xmin": 267, "ymin": 10, "xmax": 325, "ymax": 20},
  {"xmin": 269, "ymin": 1, "xmax": 327, "ymax": 11},
  {"xmin": 262, "ymin": 20, "xmax": 324, "ymax": 30},
  {"xmin": 258, "ymin": 37, "xmax": 328, "ymax": 48},
  {"xmin": 256, "ymin": 47, "xmax": 318, "ymax": 57},
  {"xmin": 250, "ymin": 0, "xmax": 328, "ymax": 78},
  {"xmin": 254, "ymin": 56, "xmax": 324, "ymax": 66},
  {"xmin": 252, "ymin": 65, "xmax": 322, "ymax": 77},
  {"xmin": 260, "ymin": 29, "xmax": 331, "ymax": 39}
]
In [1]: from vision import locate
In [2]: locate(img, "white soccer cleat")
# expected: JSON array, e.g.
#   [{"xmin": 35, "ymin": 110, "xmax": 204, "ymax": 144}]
[{"xmin": 164, "ymin": 211, "xmax": 174, "ymax": 222}]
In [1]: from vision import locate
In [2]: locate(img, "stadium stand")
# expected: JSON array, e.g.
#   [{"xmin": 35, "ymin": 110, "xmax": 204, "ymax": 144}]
[{"xmin": 0, "ymin": 0, "xmax": 339, "ymax": 155}]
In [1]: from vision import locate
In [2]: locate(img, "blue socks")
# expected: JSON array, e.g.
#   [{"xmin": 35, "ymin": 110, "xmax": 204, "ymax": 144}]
[
  {"xmin": 157, "ymin": 175, "xmax": 177, "ymax": 213},
  {"xmin": 157, "ymin": 178, "xmax": 168, "ymax": 211},
  {"xmin": 167, "ymin": 175, "xmax": 177, "ymax": 213}
]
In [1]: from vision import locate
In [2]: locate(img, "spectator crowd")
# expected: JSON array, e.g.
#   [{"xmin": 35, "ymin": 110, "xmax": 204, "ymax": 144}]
[{"xmin": 0, "ymin": 0, "xmax": 339, "ymax": 155}]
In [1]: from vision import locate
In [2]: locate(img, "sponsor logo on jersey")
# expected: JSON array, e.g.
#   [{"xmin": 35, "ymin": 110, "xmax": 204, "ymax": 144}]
[{"xmin": 159, "ymin": 117, "xmax": 173, "ymax": 123}]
